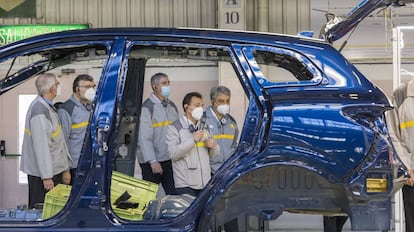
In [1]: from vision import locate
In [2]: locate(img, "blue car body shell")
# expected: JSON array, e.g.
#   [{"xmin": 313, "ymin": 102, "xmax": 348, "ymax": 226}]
[{"xmin": 0, "ymin": 27, "xmax": 406, "ymax": 231}]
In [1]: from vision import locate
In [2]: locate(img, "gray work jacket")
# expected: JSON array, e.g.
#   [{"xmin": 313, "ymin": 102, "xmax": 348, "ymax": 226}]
[
  {"xmin": 58, "ymin": 95, "xmax": 91, "ymax": 169},
  {"xmin": 166, "ymin": 116, "xmax": 219, "ymax": 190},
  {"xmin": 204, "ymin": 107, "xmax": 239, "ymax": 173},
  {"xmin": 20, "ymin": 96, "xmax": 72, "ymax": 179},
  {"xmin": 387, "ymin": 80, "xmax": 414, "ymax": 170},
  {"xmin": 136, "ymin": 93, "xmax": 178, "ymax": 163}
]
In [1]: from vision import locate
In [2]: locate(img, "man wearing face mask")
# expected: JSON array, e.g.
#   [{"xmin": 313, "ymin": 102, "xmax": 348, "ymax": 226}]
[
  {"xmin": 166, "ymin": 92, "xmax": 219, "ymax": 197},
  {"xmin": 205, "ymin": 86, "xmax": 239, "ymax": 174},
  {"xmin": 205, "ymin": 86, "xmax": 240, "ymax": 231},
  {"xmin": 136, "ymin": 73, "xmax": 179, "ymax": 195},
  {"xmin": 58, "ymin": 74, "xmax": 96, "ymax": 185},
  {"xmin": 21, "ymin": 73, "xmax": 72, "ymax": 209}
]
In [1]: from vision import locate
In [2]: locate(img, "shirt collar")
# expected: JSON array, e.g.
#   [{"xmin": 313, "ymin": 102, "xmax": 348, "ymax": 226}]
[
  {"xmin": 70, "ymin": 95, "xmax": 91, "ymax": 110},
  {"xmin": 150, "ymin": 93, "xmax": 162, "ymax": 103},
  {"xmin": 41, "ymin": 96, "xmax": 53, "ymax": 106},
  {"xmin": 209, "ymin": 106, "xmax": 221, "ymax": 122},
  {"xmin": 183, "ymin": 115, "xmax": 199, "ymax": 128}
]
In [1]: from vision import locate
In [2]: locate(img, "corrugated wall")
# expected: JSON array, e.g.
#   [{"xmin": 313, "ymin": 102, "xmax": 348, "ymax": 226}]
[
  {"xmin": 0, "ymin": 0, "xmax": 310, "ymax": 34},
  {"xmin": 246, "ymin": 0, "xmax": 310, "ymax": 34},
  {"xmin": 38, "ymin": 0, "xmax": 218, "ymax": 28}
]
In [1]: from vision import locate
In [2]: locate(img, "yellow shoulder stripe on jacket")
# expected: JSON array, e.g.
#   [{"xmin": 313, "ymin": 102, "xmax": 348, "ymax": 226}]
[
  {"xmin": 400, "ymin": 120, "xmax": 414, "ymax": 129},
  {"xmin": 71, "ymin": 121, "xmax": 89, "ymax": 129},
  {"xmin": 24, "ymin": 128, "xmax": 32, "ymax": 136},
  {"xmin": 52, "ymin": 125, "xmax": 62, "ymax": 139},
  {"xmin": 152, "ymin": 121, "xmax": 173, "ymax": 128},
  {"xmin": 213, "ymin": 134, "xmax": 235, "ymax": 140},
  {"xmin": 25, "ymin": 125, "xmax": 63, "ymax": 138}
]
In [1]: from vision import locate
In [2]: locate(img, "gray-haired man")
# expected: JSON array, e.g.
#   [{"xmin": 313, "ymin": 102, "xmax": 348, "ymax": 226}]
[
  {"xmin": 136, "ymin": 73, "xmax": 178, "ymax": 195},
  {"xmin": 21, "ymin": 73, "xmax": 72, "ymax": 209},
  {"xmin": 204, "ymin": 85, "xmax": 239, "ymax": 230}
]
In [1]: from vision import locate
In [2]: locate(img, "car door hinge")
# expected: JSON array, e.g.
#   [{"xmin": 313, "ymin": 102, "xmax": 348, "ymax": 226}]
[{"xmin": 97, "ymin": 116, "xmax": 110, "ymax": 156}]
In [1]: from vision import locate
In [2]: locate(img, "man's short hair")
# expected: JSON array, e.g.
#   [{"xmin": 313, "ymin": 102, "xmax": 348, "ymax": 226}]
[
  {"xmin": 150, "ymin": 73, "xmax": 168, "ymax": 90},
  {"xmin": 35, "ymin": 73, "xmax": 56, "ymax": 95},
  {"xmin": 72, "ymin": 74, "xmax": 94, "ymax": 93},
  {"xmin": 182, "ymin": 92, "xmax": 202, "ymax": 111},
  {"xmin": 210, "ymin": 86, "xmax": 231, "ymax": 101}
]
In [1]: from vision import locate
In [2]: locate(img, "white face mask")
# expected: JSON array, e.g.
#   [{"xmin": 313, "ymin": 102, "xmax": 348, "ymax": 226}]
[
  {"xmin": 217, "ymin": 104, "xmax": 230, "ymax": 116},
  {"xmin": 84, "ymin": 88, "xmax": 96, "ymax": 102},
  {"xmin": 161, "ymin": 86, "xmax": 171, "ymax": 98},
  {"xmin": 191, "ymin": 107, "xmax": 204, "ymax": 121},
  {"xmin": 56, "ymin": 84, "xmax": 62, "ymax": 96}
]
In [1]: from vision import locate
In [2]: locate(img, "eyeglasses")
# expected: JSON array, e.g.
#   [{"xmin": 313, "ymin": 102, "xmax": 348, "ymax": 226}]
[{"xmin": 78, "ymin": 85, "xmax": 96, "ymax": 89}]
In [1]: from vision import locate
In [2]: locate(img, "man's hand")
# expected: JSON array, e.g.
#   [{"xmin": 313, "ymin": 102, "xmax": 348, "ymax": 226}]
[
  {"xmin": 193, "ymin": 130, "xmax": 204, "ymax": 143},
  {"xmin": 63, "ymin": 171, "xmax": 71, "ymax": 185},
  {"xmin": 43, "ymin": 178, "xmax": 54, "ymax": 191},
  {"xmin": 150, "ymin": 161, "xmax": 163, "ymax": 175},
  {"xmin": 405, "ymin": 169, "xmax": 414, "ymax": 186},
  {"xmin": 205, "ymin": 138, "xmax": 216, "ymax": 149}
]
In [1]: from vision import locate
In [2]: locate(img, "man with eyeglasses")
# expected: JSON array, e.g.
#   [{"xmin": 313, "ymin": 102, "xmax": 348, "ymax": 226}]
[
  {"xmin": 58, "ymin": 74, "xmax": 96, "ymax": 185},
  {"xmin": 21, "ymin": 73, "xmax": 72, "ymax": 209}
]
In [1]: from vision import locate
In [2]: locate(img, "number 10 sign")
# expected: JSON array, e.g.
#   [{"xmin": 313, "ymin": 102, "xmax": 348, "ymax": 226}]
[{"xmin": 219, "ymin": 0, "xmax": 245, "ymax": 30}]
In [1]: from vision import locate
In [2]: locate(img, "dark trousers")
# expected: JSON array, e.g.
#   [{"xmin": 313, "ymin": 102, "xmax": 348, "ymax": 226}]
[
  {"xmin": 70, "ymin": 168, "xmax": 76, "ymax": 185},
  {"xmin": 403, "ymin": 185, "xmax": 414, "ymax": 232},
  {"xmin": 27, "ymin": 173, "xmax": 63, "ymax": 209},
  {"xmin": 323, "ymin": 216, "xmax": 348, "ymax": 232},
  {"xmin": 140, "ymin": 160, "xmax": 177, "ymax": 195}
]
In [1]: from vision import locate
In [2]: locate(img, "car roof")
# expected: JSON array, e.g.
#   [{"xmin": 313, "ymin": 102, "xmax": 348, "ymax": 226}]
[{"xmin": 0, "ymin": 27, "xmax": 331, "ymax": 57}]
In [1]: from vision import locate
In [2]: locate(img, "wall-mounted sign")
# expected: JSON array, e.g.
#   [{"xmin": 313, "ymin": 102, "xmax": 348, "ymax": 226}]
[
  {"xmin": 218, "ymin": 0, "xmax": 245, "ymax": 30},
  {"xmin": 0, "ymin": 24, "xmax": 90, "ymax": 46}
]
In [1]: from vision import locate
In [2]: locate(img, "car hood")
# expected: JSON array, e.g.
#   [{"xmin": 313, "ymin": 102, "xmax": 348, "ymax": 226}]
[{"xmin": 320, "ymin": 0, "xmax": 414, "ymax": 43}]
